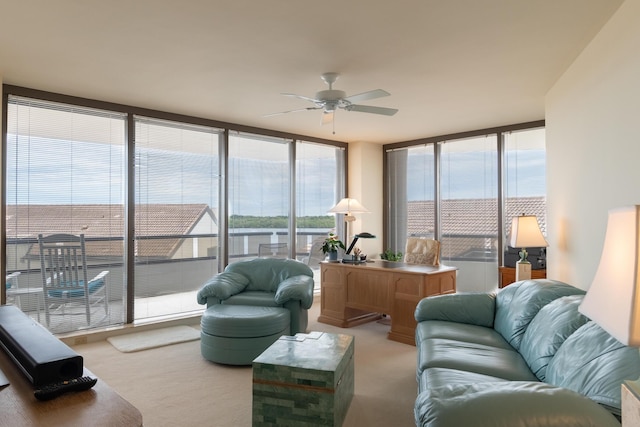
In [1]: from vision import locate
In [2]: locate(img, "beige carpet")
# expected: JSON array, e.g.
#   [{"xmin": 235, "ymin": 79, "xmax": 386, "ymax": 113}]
[
  {"xmin": 73, "ymin": 300, "xmax": 418, "ymax": 427},
  {"xmin": 107, "ymin": 325, "xmax": 201, "ymax": 353}
]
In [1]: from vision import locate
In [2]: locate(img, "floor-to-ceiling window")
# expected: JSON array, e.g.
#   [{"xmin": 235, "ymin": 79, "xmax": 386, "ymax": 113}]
[
  {"xmin": 384, "ymin": 122, "xmax": 545, "ymax": 293},
  {"xmin": 440, "ymin": 135, "xmax": 498, "ymax": 292},
  {"xmin": 296, "ymin": 141, "xmax": 346, "ymax": 284},
  {"xmin": 4, "ymin": 96, "xmax": 126, "ymax": 333},
  {"xmin": 134, "ymin": 117, "xmax": 221, "ymax": 320},
  {"xmin": 228, "ymin": 132, "xmax": 292, "ymax": 261},
  {"xmin": 2, "ymin": 87, "xmax": 347, "ymax": 334},
  {"xmin": 387, "ymin": 144, "xmax": 435, "ymax": 254},
  {"xmin": 504, "ymin": 127, "xmax": 547, "ymax": 270}
]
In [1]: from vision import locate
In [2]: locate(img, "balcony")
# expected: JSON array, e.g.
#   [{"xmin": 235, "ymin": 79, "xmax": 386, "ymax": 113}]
[{"xmin": 5, "ymin": 231, "xmax": 325, "ymax": 334}]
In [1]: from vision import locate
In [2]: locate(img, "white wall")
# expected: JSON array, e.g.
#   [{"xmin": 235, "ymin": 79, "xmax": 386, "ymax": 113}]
[
  {"xmin": 546, "ymin": 0, "xmax": 640, "ymax": 290},
  {"xmin": 347, "ymin": 141, "xmax": 384, "ymax": 259}
]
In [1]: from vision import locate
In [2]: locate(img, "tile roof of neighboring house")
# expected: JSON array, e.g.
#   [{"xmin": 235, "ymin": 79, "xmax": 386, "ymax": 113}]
[
  {"xmin": 6, "ymin": 204, "xmax": 217, "ymax": 259},
  {"xmin": 407, "ymin": 197, "xmax": 546, "ymax": 257},
  {"xmin": 407, "ymin": 197, "xmax": 547, "ymax": 236}
]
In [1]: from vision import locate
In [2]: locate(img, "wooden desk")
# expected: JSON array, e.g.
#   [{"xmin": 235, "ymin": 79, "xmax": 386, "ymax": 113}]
[
  {"xmin": 498, "ymin": 266, "xmax": 546, "ymax": 288},
  {"xmin": 0, "ymin": 348, "xmax": 142, "ymax": 426},
  {"xmin": 318, "ymin": 260, "xmax": 457, "ymax": 345}
]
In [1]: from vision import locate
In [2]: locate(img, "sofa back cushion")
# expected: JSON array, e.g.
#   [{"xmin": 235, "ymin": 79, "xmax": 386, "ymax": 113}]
[
  {"xmin": 519, "ymin": 295, "xmax": 590, "ymax": 381},
  {"xmin": 226, "ymin": 258, "xmax": 313, "ymax": 292},
  {"xmin": 546, "ymin": 320, "xmax": 640, "ymax": 415},
  {"xmin": 494, "ymin": 280, "xmax": 585, "ymax": 351}
]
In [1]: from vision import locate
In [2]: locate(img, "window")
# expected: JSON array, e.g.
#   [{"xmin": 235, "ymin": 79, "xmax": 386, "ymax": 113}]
[
  {"xmin": 5, "ymin": 96, "xmax": 126, "ymax": 333},
  {"xmin": 440, "ymin": 135, "xmax": 498, "ymax": 292},
  {"xmin": 504, "ymin": 127, "xmax": 547, "ymax": 268},
  {"xmin": 134, "ymin": 117, "xmax": 221, "ymax": 320},
  {"xmin": 384, "ymin": 122, "xmax": 545, "ymax": 293},
  {"xmin": 296, "ymin": 141, "xmax": 346, "ymax": 278},
  {"xmin": 228, "ymin": 132, "xmax": 291, "ymax": 261},
  {"xmin": 387, "ymin": 144, "xmax": 435, "ymax": 254},
  {"xmin": 3, "ymin": 88, "xmax": 347, "ymax": 334}
]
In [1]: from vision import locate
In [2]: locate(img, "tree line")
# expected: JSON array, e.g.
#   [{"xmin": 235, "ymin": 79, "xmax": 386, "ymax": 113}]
[{"xmin": 229, "ymin": 215, "xmax": 334, "ymax": 228}]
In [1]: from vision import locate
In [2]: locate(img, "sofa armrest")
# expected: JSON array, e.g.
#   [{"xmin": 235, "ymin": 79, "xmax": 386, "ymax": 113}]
[
  {"xmin": 196, "ymin": 271, "xmax": 250, "ymax": 305},
  {"xmin": 414, "ymin": 293, "xmax": 496, "ymax": 327},
  {"xmin": 415, "ymin": 382, "xmax": 621, "ymax": 427},
  {"xmin": 274, "ymin": 275, "xmax": 314, "ymax": 309}
]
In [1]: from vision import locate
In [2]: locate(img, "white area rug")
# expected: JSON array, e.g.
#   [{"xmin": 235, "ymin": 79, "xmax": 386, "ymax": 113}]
[{"xmin": 107, "ymin": 326, "xmax": 200, "ymax": 353}]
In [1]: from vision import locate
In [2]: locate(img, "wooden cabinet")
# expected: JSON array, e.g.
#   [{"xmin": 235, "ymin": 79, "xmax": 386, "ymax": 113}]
[
  {"xmin": 319, "ymin": 260, "xmax": 457, "ymax": 345},
  {"xmin": 498, "ymin": 266, "xmax": 546, "ymax": 288}
]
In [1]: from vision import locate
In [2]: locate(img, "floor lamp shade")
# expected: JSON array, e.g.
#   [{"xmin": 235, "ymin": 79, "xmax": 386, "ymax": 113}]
[
  {"xmin": 579, "ymin": 205, "xmax": 640, "ymax": 347},
  {"xmin": 328, "ymin": 198, "xmax": 370, "ymax": 244},
  {"xmin": 328, "ymin": 198, "xmax": 370, "ymax": 217}
]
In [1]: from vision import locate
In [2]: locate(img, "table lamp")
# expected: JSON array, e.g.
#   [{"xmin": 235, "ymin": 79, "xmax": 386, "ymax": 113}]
[
  {"xmin": 509, "ymin": 214, "xmax": 548, "ymax": 281},
  {"xmin": 578, "ymin": 205, "xmax": 640, "ymax": 424}
]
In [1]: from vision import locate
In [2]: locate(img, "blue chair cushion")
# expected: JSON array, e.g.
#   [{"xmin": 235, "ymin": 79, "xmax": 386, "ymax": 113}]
[{"xmin": 47, "ymin": 278, "xmax": 105, "ymax": 298}]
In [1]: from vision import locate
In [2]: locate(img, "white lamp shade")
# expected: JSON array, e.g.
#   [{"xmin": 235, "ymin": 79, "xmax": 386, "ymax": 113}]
[
  {"xmin": 579, "ymin": 205, "xmax": 640, "ymax": 346},
  {"xmin": 509, "ymin": 215, "xmax": 548, "ymax": 248},
  {"xmin": 328, "ymin": 198, "xmax": 370, "ymax": 214}
]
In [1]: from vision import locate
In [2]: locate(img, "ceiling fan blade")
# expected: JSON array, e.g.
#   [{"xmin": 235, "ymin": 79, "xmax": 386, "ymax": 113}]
[
  {"xmin": 321, "ymin": 111, "xmax": 334, "ymax": 126},
  {"xmin": 264, "ymin": 107, "xmax": 320, "ymax": 117},
  {"xmin": 343, "ymin": 89, "xmax": 390, "ymax": 104},
  {"xmin": 347, "ymin": 104, "xmax": 398, "ymax": 116},
  {"xmin": 281, "ymin": 93, "xmax": 319, "ymax": 103}
]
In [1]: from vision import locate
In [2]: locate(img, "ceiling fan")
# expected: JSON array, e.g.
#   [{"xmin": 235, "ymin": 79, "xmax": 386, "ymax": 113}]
[{"xmin": 265, "ymin": 72, "xmax": 398, "ymax": 129}]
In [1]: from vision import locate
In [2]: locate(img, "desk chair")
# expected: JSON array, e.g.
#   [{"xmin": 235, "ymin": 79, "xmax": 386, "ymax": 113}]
[{"xmin": 404, "ymin": 237, "xmax": 440, "ymax": 266}]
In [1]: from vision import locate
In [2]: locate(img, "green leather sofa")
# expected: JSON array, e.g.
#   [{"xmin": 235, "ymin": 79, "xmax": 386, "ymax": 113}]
[
  {"xmin": 196, "ymin": 258, "xmax": 315, "ymax": 335},
  {"xmin": 413, "ymin": 279, "xmax": 640, "ymax": 427}
]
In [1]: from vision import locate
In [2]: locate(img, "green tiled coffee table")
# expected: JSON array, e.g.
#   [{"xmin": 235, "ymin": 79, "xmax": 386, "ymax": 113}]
[{"xmin": 252, "ymin": 331, "xmax": 355, "ymax": 426}]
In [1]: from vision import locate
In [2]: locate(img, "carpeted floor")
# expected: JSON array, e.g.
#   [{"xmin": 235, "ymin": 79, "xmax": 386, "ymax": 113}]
[{"xmin": 72, "ymin": 300, "xmax": 418, "ymax": 427}]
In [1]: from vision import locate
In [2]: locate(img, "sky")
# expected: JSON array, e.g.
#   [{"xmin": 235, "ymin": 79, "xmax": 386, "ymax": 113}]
[{"xmin": 6, "ymin": 137, "xmax": 545, "ymax": 216}]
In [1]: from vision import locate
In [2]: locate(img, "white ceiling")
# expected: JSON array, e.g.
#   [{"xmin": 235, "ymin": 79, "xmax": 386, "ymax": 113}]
[{"xmin": 0, "ymin": 1, "xmax": 623, "ymax": 144}]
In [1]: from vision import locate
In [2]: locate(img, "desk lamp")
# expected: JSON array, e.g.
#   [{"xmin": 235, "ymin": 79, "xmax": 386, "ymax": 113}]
[
  {"xmin": 342, "ymin": 232, "xmax": 376, "ymax": 263},
  {"xmin": 578, "ymin": 205, "xmax": 640, "ymax": 422},
  {"xmin": 509, "ymin": 214, "xmax": 548, "ymax": 281}
]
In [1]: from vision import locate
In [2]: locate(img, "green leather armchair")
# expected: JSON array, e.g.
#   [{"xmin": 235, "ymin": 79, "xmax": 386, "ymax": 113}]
[{"xmin": 196, "ymin": 258, "xmax": 314, "ymax": 335}]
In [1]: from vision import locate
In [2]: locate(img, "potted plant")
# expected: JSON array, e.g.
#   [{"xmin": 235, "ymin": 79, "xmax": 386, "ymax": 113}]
[
  {"xmin": 380, "ymin": 249, "xmax": 403, "ymax": 261},
  {"xmin": 321, "ymin": 233, "xmax": 346, "ymax": 261}
]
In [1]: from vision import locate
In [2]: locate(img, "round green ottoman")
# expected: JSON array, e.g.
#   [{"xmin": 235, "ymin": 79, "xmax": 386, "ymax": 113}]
[{"xmin": 200, "ymin": 305, "xmax": 290, "ymax": 365}]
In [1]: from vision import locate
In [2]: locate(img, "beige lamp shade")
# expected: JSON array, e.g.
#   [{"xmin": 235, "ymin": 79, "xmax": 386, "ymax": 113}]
[
  {"xmin": 509, "ymin": 215, "xmax": 549, "ymax": 249},
  {"xmin": 579, "ymin": 205, "xmax": 640, "ymax": 346},
  {"xmin": 328, "ymin": 198, "xmax": 370, "ymax": 215}
]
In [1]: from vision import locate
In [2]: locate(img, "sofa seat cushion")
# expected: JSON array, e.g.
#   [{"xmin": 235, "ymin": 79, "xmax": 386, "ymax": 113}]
[
  {"xmin": 547, "ymin": 321, "xmax": 640, "ymax": 416},
  {"xmin": 519, "ymin": 295, "xmax": 590, "ymax": 381},
  {"xmin": 416, "ymin": 320, "xmax": 514, "ymax": 350},
  {"xmin": 223, "ymin": 291, "xmax": 279, "ymax": 307},
  {"xmin": 414, "ymin": 382, "xmax": 622, "ymax": 427},
  {"xmin": 418, "ymin": 337, "xmax": 538, "ymax": 381},
  {"xmin": 418, "ymin": 367, "xmax": 507, "ymax": 393}
]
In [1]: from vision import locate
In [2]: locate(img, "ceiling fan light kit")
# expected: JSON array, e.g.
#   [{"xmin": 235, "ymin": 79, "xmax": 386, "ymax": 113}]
[{"xmin": 266, "ymin": 72, "xmax": 398, "ymax": 130}]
